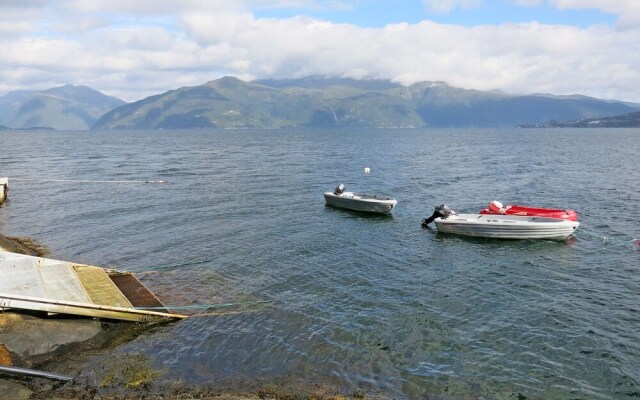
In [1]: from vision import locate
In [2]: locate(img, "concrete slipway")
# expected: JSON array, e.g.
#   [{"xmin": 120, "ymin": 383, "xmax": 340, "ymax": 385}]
[{"xmin": 0, "ymin": 251, "xmax": 187, "ymax": 322}]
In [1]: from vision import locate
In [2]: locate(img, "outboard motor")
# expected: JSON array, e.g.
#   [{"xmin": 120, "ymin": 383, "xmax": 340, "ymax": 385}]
[
  {"xmin": 334, "ymin": 184, "xmax": 345, "ymax": 195},
  {"xmin": 421, "ymin": 204, "xmax": 456, "ymax": 227}
]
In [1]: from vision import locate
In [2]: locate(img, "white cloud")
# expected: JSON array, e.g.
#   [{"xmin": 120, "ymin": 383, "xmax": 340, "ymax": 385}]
[
  {"xmin": 53, "ymin": 16, "xmax": 107, "ymax": 35},
  {"xmin": 0, "ymin": 20, "xmax": 38, "ymax": 36},
  {"xmin": 176, "ymin": 13, "xmax": 640, "ymax": 101},
  {"xmin": 0, "ymin": 1, "xmax": 47, "ymax": 36},
  {"xmin": 552, "ymin": 0, "xmax": 637, "ymax": 13},
  {"xmin": 550, "ymin": 0, "xmax": 640, "ymax": 29},
  {"xmin": 62, "ymin": 0, "xmax": 240, "ymax": 15},
  {"xmin": 422, "ymin": 0, "xmax": 482, "ymax": 13},
  {"xmin": 0, "ymin": 1, "xmax": 639, "ymax": 102}
]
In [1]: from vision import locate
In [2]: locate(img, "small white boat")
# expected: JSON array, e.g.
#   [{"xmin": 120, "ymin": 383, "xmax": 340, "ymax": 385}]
[
  {"xmin": 324, "ymin": 184, "xmax": 397, "ymax": 214},
  {"xmin": 422, "ymin": 205, "xmax": 579, "ymax": 240},
  {"xmin": 0, "ymin": 177, "xmax": 7, "ymax": 205}
]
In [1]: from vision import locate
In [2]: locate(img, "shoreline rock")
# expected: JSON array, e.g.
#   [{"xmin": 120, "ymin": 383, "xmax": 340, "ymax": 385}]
[
  {"xmin": 0, "ymin": 312, "xmax": 103, "ymax": 360},
  {"xmin": 0, "ymin": 234, "xmax": 48, "ymax": 257}
]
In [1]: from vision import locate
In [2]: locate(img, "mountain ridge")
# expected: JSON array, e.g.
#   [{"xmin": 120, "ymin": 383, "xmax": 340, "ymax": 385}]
[
  {"xmin": 93, "ymin": 77, "xmax": 639, "ymax": 129},
  {"xmin": 3, "ymin": 78, "xmax": 639, "ymax": 130},
  {"xmin": 0, "ymin": 85, "xmax": 126, "ymax": 130}
]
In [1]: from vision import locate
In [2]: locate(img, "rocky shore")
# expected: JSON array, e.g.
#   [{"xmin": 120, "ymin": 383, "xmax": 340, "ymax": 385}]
[
  {"xmin": 0, "ymin": 234, "xmax": 251, "ymax": 399},
  {"xmin": 0, "ymin": 234, "xmax": 387, "ymax": 400},
  {"xmin": 0, "ymin": 234, "xmax": 47, "ymax": 257}
]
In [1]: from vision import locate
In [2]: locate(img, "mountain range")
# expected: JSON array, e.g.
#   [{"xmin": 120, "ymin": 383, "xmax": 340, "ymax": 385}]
[
  {"xmin": 0, "ymin": 85, "xmax": 125, "ymax": 130},
  {"xmin": 2, "ymin": 77, "xmax": 639, "ymax": 130},
  {"xmin": 92, "ymin": 77, "xmax": 640, "ymax": 129}
]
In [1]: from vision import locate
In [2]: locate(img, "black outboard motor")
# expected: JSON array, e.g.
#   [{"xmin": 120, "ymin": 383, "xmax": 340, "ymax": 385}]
[
  {"xmin": 334, "ymin": 184, "xmax": 345, "ymax": 195},
  {"xmin": 421, "ymin": 204, "xmax": 456, "ymax": 227}
]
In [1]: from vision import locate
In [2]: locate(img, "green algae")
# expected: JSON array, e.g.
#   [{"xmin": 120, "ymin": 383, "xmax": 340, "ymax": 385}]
[{"xmin": 97, "ymin": 353, "xmax": 167, "ymax": 389}]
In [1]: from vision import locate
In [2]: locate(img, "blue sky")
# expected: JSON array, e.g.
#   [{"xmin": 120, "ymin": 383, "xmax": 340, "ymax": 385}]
[
  {"xmin": 0, "ymin": 1, "xmax": 639, "ymax": 102},
  {"xmin": 253, "ymin": 1, "xmax": 617, "ymax": 28}
]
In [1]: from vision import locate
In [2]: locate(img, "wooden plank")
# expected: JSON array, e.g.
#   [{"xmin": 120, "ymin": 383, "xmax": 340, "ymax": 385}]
[
  {"xmin": 108, "ymin": 272, "xmax": 166, "ymax": 310},
  {"xmin": 73, "ymin": 265, "xmax": 133, "ymax": 308}
]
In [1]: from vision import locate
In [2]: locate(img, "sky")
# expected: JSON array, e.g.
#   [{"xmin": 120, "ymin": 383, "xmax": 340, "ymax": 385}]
[{"xmin": 1, "ymin": 0, "xmax": 639, "ymax": 103}]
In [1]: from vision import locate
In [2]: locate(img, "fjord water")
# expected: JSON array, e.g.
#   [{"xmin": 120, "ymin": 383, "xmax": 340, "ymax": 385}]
[{"xmin": 1, "ymin": 128, "xmax": 638, "ymax": 398}]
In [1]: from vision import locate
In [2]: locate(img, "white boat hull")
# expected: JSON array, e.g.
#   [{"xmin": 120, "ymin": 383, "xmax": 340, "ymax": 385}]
[
  {"xmin": 324, "ymin": 191, "xmax": 397, "ymax": 214},
  {"xmin": 434, "ymin": 214, "xmax": 579, "ymax": 240},
  {"xmin": 0, "ymin": 177, "xmax": 7, "ymax": 205}
]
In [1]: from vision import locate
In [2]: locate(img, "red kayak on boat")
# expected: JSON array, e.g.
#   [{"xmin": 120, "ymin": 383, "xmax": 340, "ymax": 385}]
[{"xmin": 480, "ymin": 200, "xmax": 578, "ymax": 221}]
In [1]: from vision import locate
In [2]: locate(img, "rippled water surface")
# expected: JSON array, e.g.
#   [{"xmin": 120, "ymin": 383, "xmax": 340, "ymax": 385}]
[{"xmin": 1, "ymin": 128, "xmax": 639, "ymax": 399}]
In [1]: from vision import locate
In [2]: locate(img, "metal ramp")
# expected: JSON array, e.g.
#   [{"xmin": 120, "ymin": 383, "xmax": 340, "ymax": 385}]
[{"xmin": 0, "ymin": 251, "xmax": 186, "ymax": 322}]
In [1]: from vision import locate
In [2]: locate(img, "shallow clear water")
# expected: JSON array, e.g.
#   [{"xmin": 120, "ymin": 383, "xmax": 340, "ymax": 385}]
[{"xmin": 1, "ymin": 128, "xmax": 639, "ymax": 398}]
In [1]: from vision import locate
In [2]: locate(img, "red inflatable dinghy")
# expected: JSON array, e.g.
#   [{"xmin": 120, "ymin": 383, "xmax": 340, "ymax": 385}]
[{"xmin": 480, "ymin": 200, "xmax": 578, "ymax": 221}]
